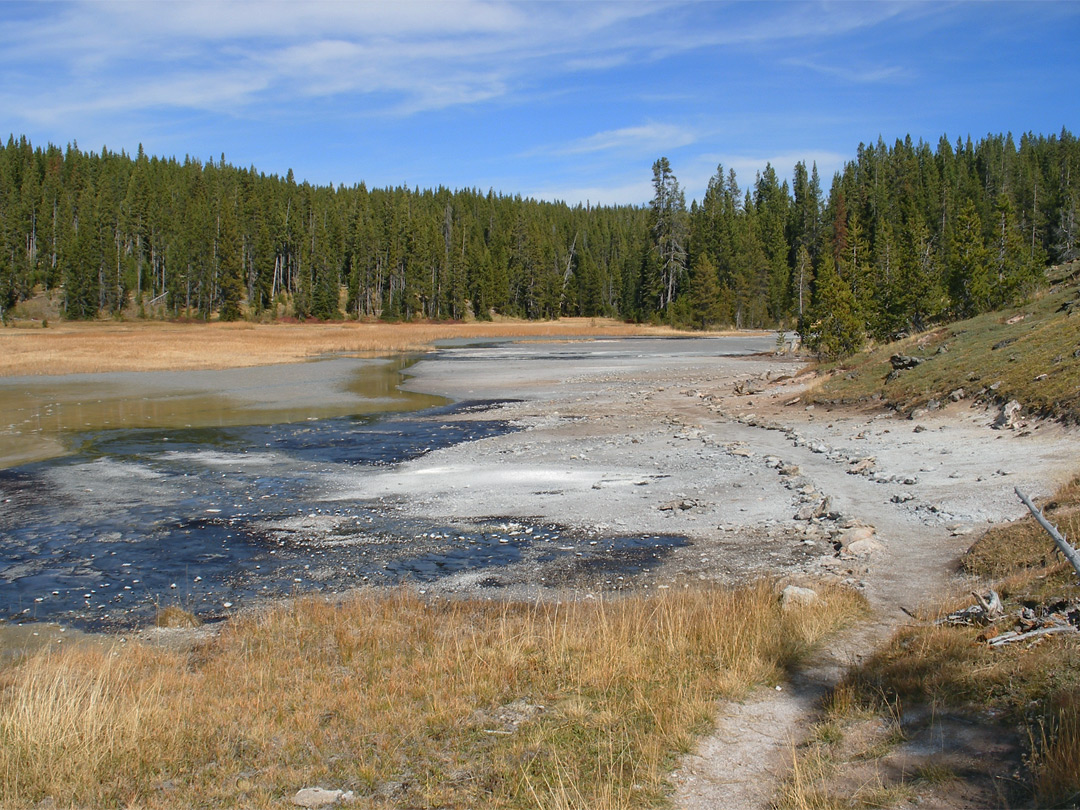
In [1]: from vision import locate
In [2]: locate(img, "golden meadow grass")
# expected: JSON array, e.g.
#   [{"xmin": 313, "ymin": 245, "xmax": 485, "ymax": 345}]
[
  {"xmin": 775, "ymin": 473, "xmax": 1080, "ymax": 809},
  {"xmin": 0, "ymin": 583, "xmax": 865, "ymax": 809},
  {"xmin": 0, "ymin": 318, "xmax": 715, "ymax": 378}
]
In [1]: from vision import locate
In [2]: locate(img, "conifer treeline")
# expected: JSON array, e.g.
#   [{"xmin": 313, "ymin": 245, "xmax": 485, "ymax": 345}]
[{"xmin": 0, "ymin": 130, "xmax": 1077, "ymax": 352}]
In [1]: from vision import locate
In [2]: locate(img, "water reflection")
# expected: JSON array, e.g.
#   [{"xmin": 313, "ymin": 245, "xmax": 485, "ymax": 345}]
[{"xmin": 0, "ymin": 356, "xmax": 445, "ymax": 468}]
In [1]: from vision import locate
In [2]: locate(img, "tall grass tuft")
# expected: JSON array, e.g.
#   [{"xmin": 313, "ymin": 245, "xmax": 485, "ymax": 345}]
[{"xmin": 0, "ymin": 583, "xmax": 863, "ymax": 809}]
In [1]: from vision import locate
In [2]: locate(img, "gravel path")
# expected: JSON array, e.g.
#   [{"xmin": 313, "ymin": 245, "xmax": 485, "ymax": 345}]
[{"xmin": 377, "ymin": 335, "xmax": 1079, "ymax": 809}]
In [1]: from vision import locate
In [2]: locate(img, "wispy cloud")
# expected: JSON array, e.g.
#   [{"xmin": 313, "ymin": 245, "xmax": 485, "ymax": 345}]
[
  {"xmin": 784, "ymin": 59, "xmax": 908, "ymax": 84},
  {"xmin": 556, "ymin": 123, "xmax": 700, "ymax": 156},
  {"xmin": 0, "ymin": 0, "xmax": 934, "ymax": 128}
]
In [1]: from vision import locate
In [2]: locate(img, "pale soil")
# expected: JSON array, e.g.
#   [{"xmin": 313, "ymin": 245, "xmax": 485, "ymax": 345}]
[
  {"xmin": 361, "ymin": 336, "xmax": 1078, "ymax": 809},
  {"xmin": 4, "ymin": 332, "xmax": 1074, "ymax": 806}
]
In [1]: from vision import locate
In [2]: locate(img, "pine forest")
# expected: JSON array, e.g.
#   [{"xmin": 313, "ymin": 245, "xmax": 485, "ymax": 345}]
[{"xmin": 1, "ymin": 130, "xmax": 1077, "ymax": 358}]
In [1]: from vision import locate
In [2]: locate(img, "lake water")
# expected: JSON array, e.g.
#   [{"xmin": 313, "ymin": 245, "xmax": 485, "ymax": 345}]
[{"xmin": 0, "ymin": 353, "xmax": 684, "ymax": 631}]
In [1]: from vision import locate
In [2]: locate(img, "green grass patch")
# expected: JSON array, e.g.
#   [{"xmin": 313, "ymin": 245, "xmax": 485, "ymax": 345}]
[{"xmin": 809, "ymin": 261, "xmax": 1080, "ymax": 421}]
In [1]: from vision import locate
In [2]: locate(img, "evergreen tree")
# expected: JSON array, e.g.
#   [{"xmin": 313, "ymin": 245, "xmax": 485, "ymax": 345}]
[
  {"xmin": 946, "ymin": 201, "xmax": 990, "ymax": 317},
  {"xmin": 648, "ymin": 157, "xmax": 687, "ymax": 313},
  {"xmin": 802, "ymin": 252, "xmax": 864, "ymax": 359},
  {"xmin": 687, "ymin": 253, "xmax": 722, "ymax": 329}
]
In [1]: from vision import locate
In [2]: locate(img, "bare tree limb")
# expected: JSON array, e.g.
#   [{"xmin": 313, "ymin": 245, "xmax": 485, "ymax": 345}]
[{"xmin": 1015, "ymin": 487, "xmax": 1080, "ymax": 582}]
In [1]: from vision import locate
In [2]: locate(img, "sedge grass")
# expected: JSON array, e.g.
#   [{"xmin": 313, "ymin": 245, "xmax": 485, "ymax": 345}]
[
  {"xmin": 0, "ymin": 318, "xmax": 726, "ymax": 378},
  {"xmin": 0, "ymin": 582, "xmax": 863, "ymax": 809}
]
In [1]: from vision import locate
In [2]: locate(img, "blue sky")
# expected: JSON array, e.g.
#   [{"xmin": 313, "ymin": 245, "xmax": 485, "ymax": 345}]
[{"xmin": 2, "ymin": 1, "xmax": 1077, "ymax": 206}]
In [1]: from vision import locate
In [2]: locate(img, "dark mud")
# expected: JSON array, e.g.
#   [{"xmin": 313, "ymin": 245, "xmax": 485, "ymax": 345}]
[{"xmin": 1, "ymin": 399, "xmax": 685, "ymax": 631}]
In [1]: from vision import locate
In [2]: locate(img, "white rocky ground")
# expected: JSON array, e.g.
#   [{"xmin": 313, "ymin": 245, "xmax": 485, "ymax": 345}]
[{"xmin": 331, "ymin": 334, "xmax": 1079, "ymax": 810}]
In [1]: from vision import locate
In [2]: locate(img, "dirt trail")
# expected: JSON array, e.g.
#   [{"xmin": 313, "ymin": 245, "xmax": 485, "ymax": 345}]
[
  {"xmin": 387, "ymin": 336, "xmax": 1078, "ymax": 809},
  {"xmin": 666, "ymin": 375, "xmax": 1074, "ymax": 810}
]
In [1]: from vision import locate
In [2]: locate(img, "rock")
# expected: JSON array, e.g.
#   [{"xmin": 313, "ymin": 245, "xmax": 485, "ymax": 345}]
[
  {"xmin": 794, "ymin": 496, "xmax": 832, "ymax": 521},
  {"xmin": 845, "ymin": 538, "xmax": 885, "ymax": 557},
  {"xmin": 848, "ymin": 457, "xmax": 876, "ymax": 475},
  {"xmin": 891, "ymin": 492, "xmax": 915, "ymax": 503},
  {"xmin": 780, "ymin": 585, "xmax": 819, "ymax": 609},
  {"xmin": 836, "ymin": 526, "xmax": 876, "ymax": 548},
  {"xmin": 913, "ymin": 424, "xmax": 927, "ymax": 433},
  {"xmin": 293, "ymin": 788, "xmax": 346, "ymax": 808},
  {"xmin": 659, "ymin": 498, "xmax": 704, "ymax": 512},
  {"xmin": 890, "ymin": 354, "xmax": 925, "ymax": 370},
  {"xmin": 949, "ymin": 388, "xmax": 965, "ymax": 401},
  {"xmin": 992, "ymin": 399, "xmax": 1022, "ymax": 430}
]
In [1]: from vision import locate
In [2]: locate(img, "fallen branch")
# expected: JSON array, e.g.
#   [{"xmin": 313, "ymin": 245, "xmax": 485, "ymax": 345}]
[
  {"xmin": 1015, "ymin": 487, "xmax": 1080, "ymax": 582},
  {"xmin": 986, "ymin": 624, "xmax": 1078, "ymax": 647},
  {"xmin": 936, "ymin": 590, "xmax": 1004, "ymax": 626}
]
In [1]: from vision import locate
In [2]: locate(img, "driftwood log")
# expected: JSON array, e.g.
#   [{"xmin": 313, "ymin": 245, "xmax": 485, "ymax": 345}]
[{"xmin": 1015, "ymin": 487, "xmax": 1080, "ymax": 582}]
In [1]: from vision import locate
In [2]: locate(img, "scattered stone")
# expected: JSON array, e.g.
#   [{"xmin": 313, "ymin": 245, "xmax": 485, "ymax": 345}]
[
  {"xmin": 890, "ymin": 354, "xmax": 925, "ymax": 370},
  {"xmin": 659, "ymin": 498, "xmax": 706, "ymax": 512},
  {"xmin": 891, "ymin": 492, "xmax": 915, "ymax": 503},
  {"xmin": 293, "ymin": 788, "xmax": 351, "ymax": 808},
  {"xmin": 848, "ymin": 457, "xmax": 876, "ymax": 475},
  {"xmin": 913, "ymin": 424, "xmax": 927, "ymax": 433},
  {"xmin": 780, "ymin": 585, "xmax": 819, "ymax": 609},
  {"xmin": 794, "ymin": 496, "xmax": 832, "ymax": 521},
  {"xmin": 949, "ymin": 388, "xmax": 965, "ymax": 401}
]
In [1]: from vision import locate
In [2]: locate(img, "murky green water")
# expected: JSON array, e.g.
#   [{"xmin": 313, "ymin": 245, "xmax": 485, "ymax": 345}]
[{"xmin": 0, "ymin": 355, "xmax": 445, "ymax": 469}]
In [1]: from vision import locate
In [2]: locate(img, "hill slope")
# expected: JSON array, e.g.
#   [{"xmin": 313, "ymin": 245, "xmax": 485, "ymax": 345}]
[{"xmin": 810, "ymin": 261, "xmax": 1080, "ymax": 422}]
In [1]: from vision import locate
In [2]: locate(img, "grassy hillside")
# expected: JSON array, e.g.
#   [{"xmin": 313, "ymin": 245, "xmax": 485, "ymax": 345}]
[
  {"xmin": 809, "ymin": 261, "xmax": 1080, "ymax": 422},
  {"xmin": 778, "ymin": 474, "xmax": 1080, "ymax": 809}
]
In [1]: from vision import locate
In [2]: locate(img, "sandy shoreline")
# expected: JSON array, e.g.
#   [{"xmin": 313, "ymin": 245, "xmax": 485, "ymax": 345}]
[
  {"xmin": 4, "ymin": 334, "xmax": 1077, "ymax": 808},
  {"xmin": 334, "ymin": 336, "xmax": 1077, "ymax": 609},
  {"xmin": 366, "ymin": 334, "xmax": 1079, "ymax": 809}
]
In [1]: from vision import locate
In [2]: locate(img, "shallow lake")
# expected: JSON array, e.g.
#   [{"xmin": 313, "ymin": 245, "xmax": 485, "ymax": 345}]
[{"xmin": 0, "ymin": 352, "xmax": 684, "ymax": 632}]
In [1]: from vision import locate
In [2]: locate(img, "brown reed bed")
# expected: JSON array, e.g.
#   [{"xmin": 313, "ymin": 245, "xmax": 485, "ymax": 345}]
[
  {"xmin": 0, "ymin": 318, "xmax": 721, "ymax": 378},
  {"xmin": 0, "ymin": 582, "xmax": 864, "ymax": 809}
]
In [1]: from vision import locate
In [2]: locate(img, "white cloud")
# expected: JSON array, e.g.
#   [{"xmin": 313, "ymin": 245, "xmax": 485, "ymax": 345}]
[
  {"xmin": 784, "ymin": 59, "xmax": 908, "ymax": 84},
  {"xmin": 528, "ymin": 178, "xmax": 656, "ymax": 208},
  {"xmin": 557, "ymin": 123, "xmax": 700, "ymax": 156},
  {"xmin": 0, "ymin": 0, "xmax": 933, "ymax": 129}
]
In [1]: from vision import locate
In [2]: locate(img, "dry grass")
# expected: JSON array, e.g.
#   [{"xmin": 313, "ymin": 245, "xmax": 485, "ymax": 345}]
[
  {"xmin": 777, "ymin": 472, "xmax": 1080, "ymax": 809},
  {"xmin": 0, "ymin": 318, "xmax": 721, "ymax": 377},
  {"xmin": 0, "ymin": 582, "xmax": 864, "ymax": 809}
]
